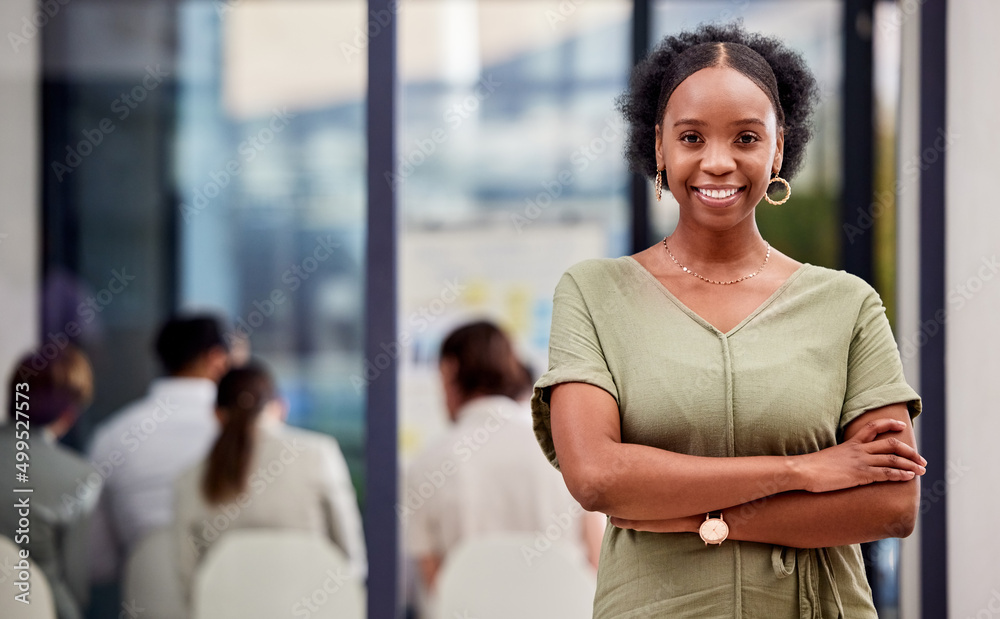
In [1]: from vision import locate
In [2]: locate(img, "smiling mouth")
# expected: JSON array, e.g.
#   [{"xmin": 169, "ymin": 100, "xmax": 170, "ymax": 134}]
[{"xmin": 693, "ymin": 186, "xmax": 745, "ymax": 199}]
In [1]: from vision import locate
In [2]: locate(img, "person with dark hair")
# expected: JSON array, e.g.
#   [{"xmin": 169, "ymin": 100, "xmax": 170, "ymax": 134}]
[
  {"xmin": 532, "ymin": 22, "xmax": 926, "ymax": 617},
  {"xmin": 0, "ymin": 345, "xmax": 99, "ymax": 619},
  {"xmin": 87, "ymin": 314, "xmax": 234, "ymax": 584},
  {"xmin": 405, "ymin": 321, "xmax": 603, "ymax": 600},
  {"xmin": 173, "ymin": 362, "xmax": 366, "ymax": 602}
]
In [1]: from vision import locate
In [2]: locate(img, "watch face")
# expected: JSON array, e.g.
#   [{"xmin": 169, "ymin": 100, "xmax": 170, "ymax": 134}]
[{"xmin": 699, "ymin": 518, "xmax": 729, "ymax": 544}]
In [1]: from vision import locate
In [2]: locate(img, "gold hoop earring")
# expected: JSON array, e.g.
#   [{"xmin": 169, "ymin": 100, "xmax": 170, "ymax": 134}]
[
  {"xmin": 764, "ymin": 175, "xmax": 791, "ymax": 205},
  {"xmin": 654, "ymin": 169, "xmax": 663, "ymax": 202}
]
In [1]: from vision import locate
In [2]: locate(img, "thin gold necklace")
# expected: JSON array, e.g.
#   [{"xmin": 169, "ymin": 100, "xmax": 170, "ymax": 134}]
[{"xmin": 662, "ymin": 236, "xmax": 771, "ymax": 285}]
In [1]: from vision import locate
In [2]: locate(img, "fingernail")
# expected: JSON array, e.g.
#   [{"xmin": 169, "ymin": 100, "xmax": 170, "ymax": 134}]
[{"xmin": 921, "ymin": 457, "xmax": 928, "ymax": 465}]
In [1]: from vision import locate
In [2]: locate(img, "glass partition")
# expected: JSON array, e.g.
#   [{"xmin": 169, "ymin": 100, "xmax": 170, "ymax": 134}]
[
  {"xmin": 176, "ymin": 0, "xmax": 368, "ymax": 495},
  {"xmin": 397, "ymin": 0, "xmax": 632, "ymax": 463}
]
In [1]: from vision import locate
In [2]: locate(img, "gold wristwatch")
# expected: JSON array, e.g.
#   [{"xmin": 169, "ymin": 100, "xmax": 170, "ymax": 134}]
[{"xmin": 699, "ymin": 512, "xmax": 729, "ymax": 546}]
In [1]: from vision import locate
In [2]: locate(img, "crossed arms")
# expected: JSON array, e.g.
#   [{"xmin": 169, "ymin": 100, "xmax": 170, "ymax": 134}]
[{"xmin": 549, "ymin": 382, "xmax": 924, "ymax": 548}]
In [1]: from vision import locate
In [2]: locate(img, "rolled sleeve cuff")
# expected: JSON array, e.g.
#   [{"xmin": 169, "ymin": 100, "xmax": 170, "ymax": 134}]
[
  {"xmin": 840, "ymin": 383, "xmax": 922, "ymax": 434},
  {"xmin": 530, "ymin": 366, "xmax": 619, "ymax": 470}
]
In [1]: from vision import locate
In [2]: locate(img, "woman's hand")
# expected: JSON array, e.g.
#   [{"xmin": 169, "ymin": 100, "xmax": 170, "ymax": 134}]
[{"xmin": 798, "ymin": 418, "xmax": 926, "ymax": 493}]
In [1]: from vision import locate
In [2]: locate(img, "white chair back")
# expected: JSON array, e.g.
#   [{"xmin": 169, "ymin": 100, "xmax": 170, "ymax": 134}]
[
  {"xmin": 434, "ymin": 533, "xmax": 596, "ymax": 619},
  {"xmin": 122, "ymin": 526, "xmax": 188, "ymax": 619},
  {"xmin": 0, "ymin": 535, "xmax": 57, "ymax": 619},
  {"xmin": 192, "ymin": 530, "xmax": 364, "ymax": 619}
]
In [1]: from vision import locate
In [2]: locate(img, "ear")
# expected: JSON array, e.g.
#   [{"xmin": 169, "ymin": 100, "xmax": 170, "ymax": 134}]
[
  {"xmin": 47, "ymin": 407, "xmax": 79, "ymax": 439},
  {"xmin": 228, "ymin": 335, "xmax": 251, "ymax": 368},
  {"xmin": 772, "ymin": 126, "xmax": 785, "ymax": 176},
  {"xmin": 654, "ymin": 124, "xmax": 665, "ymax": 171},
  {"xmin": 206, "ymin": 346, "xmax": 232, "ymax": 381},
  {"xmin": 439, "ymin": 357, "xmax": 459, "ymax": 383},
  {"xmin": 264, "ymin": 398, "xmax": 289, "ymax": 424}
]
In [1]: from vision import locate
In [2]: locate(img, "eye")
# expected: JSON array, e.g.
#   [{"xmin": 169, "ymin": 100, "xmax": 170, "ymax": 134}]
[
  {"xmin": 679, "ymin": 133, "xmax": 701, "ymax": 144},
  {"xmin": 736, "ymin": 133, "xmax": 760, "ymax": 144}
]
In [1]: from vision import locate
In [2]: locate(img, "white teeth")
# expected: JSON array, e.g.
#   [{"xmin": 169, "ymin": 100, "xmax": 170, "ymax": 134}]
[{"xmin": 698, "ymin": 187, "xmax": 738, "ymax": 199}]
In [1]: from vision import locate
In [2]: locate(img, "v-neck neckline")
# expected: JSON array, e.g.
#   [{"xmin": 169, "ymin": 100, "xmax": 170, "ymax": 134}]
[{"xmin": 622, "ymin": 256, "xmax": 811, "ymax": 337}]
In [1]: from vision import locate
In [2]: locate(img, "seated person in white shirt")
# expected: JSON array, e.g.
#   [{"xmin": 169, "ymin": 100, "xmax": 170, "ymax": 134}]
[
  {"xmin": 0, "ymin": 345, "xmax": 100, "ymax": 619},
  {"xmin": 87, "ymin": 315, "xmax": 233, "ymax": 584},
  {"xmin": 404, "ymin": 321, "xmax": 603, "ymax": 594},
  {"xmin": 173, "ymin": 361, "xmax": 367, "ymax": 603}
]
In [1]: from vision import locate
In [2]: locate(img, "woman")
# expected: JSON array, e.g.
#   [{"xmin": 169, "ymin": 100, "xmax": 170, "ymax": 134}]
[
  {"xmin": 0, "ymin": 345, "xmax": 99, "ymax": 619},
  {"xmin": 404, "ymin": 321, "xmax": 603, "ymax": 594},
  {"xmin": 174, "ymin": 362, "xmax": 367, "ymax": 601},
  {"xmin": 531, "ymin": 23, "xmax": 925, "ymax": 618}
]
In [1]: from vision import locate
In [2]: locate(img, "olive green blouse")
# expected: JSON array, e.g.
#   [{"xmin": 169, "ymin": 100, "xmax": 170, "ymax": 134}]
[{"xmin": 531, "ymin": 257, "xmax": 921, "ymax": 619}]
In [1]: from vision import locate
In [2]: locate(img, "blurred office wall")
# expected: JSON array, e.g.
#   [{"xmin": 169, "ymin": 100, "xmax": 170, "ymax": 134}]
[{"xmin": 946, "ymin": 2, "xmax": 1000, "ymax": 617}]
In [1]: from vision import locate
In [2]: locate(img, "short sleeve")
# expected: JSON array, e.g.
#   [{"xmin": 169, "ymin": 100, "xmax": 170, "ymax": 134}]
[
  {"xmin": 531, "ymin": 270, "xmax": 619, "ymax": 469},
  {"xmin": 839, "ymin": 287, "xmax": 922, "ymax": 435}
]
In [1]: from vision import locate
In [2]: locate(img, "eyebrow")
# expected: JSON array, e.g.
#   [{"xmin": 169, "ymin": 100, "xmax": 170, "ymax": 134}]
[{"xmin": 672, "ymin": 117, "xmax": 767, "ymax": 128}]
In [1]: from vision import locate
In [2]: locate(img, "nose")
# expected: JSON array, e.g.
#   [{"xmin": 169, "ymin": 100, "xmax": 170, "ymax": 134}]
[{"xmin": 700, "ymin": 140, "xmax": 737, "ymax": 176}]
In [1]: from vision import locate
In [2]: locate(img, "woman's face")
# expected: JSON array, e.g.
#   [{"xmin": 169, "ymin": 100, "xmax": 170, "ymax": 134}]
[{"xmin": 655, "ymin": 66, "xmax": 783, "ymax": 232}]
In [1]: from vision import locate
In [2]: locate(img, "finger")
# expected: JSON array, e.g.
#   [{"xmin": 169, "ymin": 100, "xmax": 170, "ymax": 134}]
[
  {"xmin": 876, "ymin": 466, "xmax": 918, "ymax": 483},
  {"xmin": 872, "ymin": 453, "xmax": 926, "ymax": 475},
  {"xmin": 854, "ymin": 418, "xmax": 908, "ymax": 443},
  {"xmin": 867, "ymin": 436, "xmax": 929, "ymax": 466}
]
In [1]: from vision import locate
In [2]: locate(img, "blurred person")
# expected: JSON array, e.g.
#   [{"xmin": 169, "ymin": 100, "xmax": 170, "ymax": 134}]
[
  {"xmin": 87, "ymin": 315, "xmax": 232, "ymax": 584},
  {"xmin": 404, "ymin": 321, "xmax": 603, "ymax": 597},
  {"xmin": 0, "ymin": 345, "xmax": 100, "ymax": 619},
  {"xmin": 173, "ymin": 361, "xmax": 366, "ymax": 602}
]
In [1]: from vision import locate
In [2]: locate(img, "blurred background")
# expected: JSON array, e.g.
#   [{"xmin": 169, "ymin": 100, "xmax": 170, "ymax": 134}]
[{"xmin": 1, "ymin": 0, "xmax": 997, "ymax": 618}]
